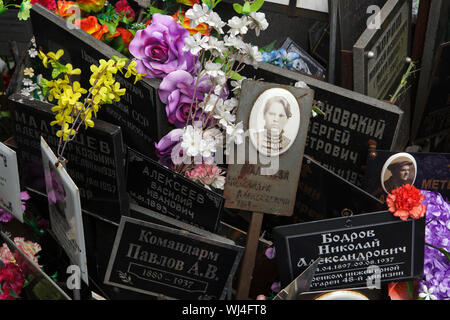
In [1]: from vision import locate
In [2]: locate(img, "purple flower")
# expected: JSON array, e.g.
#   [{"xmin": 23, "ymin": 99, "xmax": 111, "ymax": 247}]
[
  {"xmin": 271, "ymin": 281, "xmax": 281, "ymax": 293},
  {"xmin": 265, "ymin": 247, "xmax": 276, "ymax": 260},
  {"xmin": 158, "ymin": 70, "xmax": 213, "ymax": 128},
  {"xmin": 0, "ymin": 191, "xmax": 30, "ymax": 223},
  {"xmin": 129, "ymin": 14, "xmax": 198, "ymax": 79},
  {"xmin": 418, "ymin": 190, "xmax": 450, "ymax": 300},
  {"xmin": 155, "ymin": 128, "xmax": 184, "ymax": 168}
]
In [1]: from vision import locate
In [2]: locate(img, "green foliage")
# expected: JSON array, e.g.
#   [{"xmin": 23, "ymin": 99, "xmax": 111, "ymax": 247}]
[
  {"xmin": 250, "ymin": 0, "xmax": 264, "ymax": 12},
  {"xmin": 426, "ymin": 243, "xmax": 450, "ymax": 262},
  {"xmin": 259, "ymin": 40, "xmax": 277, "ymax": 53},
  {"xmin": 233, "ymin": 0, "xmax": 264, "ymax": 14},
  {"xmin": 9, "ymin": 288, "xmax": 20, "ymax": 299},
  {"xmin": 50, "ymin": 61, "xmax": 68, "ymax": 79}
]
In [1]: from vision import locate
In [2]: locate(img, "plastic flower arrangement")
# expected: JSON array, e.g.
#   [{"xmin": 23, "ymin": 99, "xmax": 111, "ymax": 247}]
[
  {"xmin": 0, "ymin": 191, "xmax": 30, "ymax": 223},
  {"xmin": 0, "ymin": 0, "xmax": 32, "ymax": 20},
  {"xmin": 36, "ymin": 48, "xmax": 145, "ymax": 160},
  {"xmin": 135, "ymin": 0, "xmax": 268, "ymax": 190}
]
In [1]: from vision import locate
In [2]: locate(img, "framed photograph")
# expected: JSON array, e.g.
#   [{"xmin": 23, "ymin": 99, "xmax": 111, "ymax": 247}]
[
  {"xmin": 249, "ymin": 88, "xmax": 301, "ymax": 157},
  {"xmin": 381, "ymin": 152, "xmax": 417, "ymax": 194}
]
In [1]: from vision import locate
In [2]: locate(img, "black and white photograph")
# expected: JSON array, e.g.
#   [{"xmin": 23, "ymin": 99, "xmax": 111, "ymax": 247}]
[
  {"xmin": 381, "ymin": 153, "xmax": 417, "ymax": 194},
  {"xmin": 249, "ymin": 88, "xmax": 301, "ymax": 157}
]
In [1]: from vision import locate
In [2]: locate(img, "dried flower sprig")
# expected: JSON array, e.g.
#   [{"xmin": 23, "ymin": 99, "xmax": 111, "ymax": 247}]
[{"xmin": 37, "ymin": 49, "xmax": 145, "ymax": 160}]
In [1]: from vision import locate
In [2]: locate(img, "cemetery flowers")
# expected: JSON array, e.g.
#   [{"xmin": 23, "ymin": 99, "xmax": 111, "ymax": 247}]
[
  {"xmin": 386, "ymin": 184, "xmax": 427, "ymax": 221},
  {"xmin": 0, "ymin": 191, "xmax": 30, "ymax": 223},
  {"xmin": 37, "ymin": 49, "xmax": 145, "ymax": 160}
]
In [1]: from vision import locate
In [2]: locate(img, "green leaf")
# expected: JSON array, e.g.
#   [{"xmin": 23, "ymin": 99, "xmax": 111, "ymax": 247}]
[
  {"xmin": 50, "ymin": 272, "xmax": 58, "ymax": 282},
  {"xmin": 212, "ymin": 0, "xmax": 222, "ymax": 9},
  {"xmin": 229, "ymin": 70, "xmax": 243, "ymax": 81},
  {"xmin": 9, "ymin": 288, "xmax": 20, "ymax": 299},
  {"xmin": 149, "ymin": 6, "xmax": 164, "ymax": 15},
  {"xmin": 242, "ymin": 1, "xmax": 251, "ymax": 14},
  {"xmin": 426, "ymin": 243, "xmax": 450, "ymax": 261},
  {"xmin": 98, "ymin": 19, "xmax": 117, "ymax": 35},
  {"xmin": 0, "ymin": 7, "xmax": 7, "ymax": 16},
  {"xmin": 233, "ymin": 3, "xmax": 243, "ymax": 14},
  {"xmin": 0, "ymin": 259, "xmax": 3, "ymax": 268},
  {"xmin": 0, "ymin": 285, "xmax": 3, "ymax": 294},
  {"xmin": 0, "ymin": 111, "xmax": 10, "ymax": 118},
  {"xmin": 406, "ymin": 281, "xmax": 414, "ymax": 298},
  {"xmin": 250, "ymin": 0, "xmax": 264, "ymax": 12},
  {"xmin": 202, "ymin": 0, "xmax": 211, "ymax": 7},
  {"xmin": 259, "ymin": 40, "xmax": 277, "ymax": 52},
  {"xmin": 50, "ymin": 61, "xmax": 68, "ymax": 79}
]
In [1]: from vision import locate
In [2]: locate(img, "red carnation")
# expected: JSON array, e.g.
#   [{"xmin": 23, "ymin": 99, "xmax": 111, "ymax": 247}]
[
  {"xmin": 0, "ymin": 263, "xmax": 24, "ymax": 300},
  {"xmin": 31, "ymin": 0, "xmax": 57, "ymax": 10},
  {"xmin": 115, "ymin": 0, "xmax": 135, "ymax": 21},
  {"xmin": 386, "ymin": 184, "xmax": 427, "ymax": 221}
]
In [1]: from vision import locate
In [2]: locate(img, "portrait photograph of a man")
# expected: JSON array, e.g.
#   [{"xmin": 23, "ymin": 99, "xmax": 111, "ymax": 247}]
[
  {"xmin": 249, "ymin": 88, "xmax": 301, "ymax": 157},
  {"xmin": 381, "ymin": 153, "xmax": 417, "ymax": 193}
]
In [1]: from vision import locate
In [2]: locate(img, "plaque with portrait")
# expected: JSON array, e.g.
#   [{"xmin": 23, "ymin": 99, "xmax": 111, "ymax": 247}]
[{"xmin": 224, "ymin": 80, "xmax": 314, "ymax": 216}]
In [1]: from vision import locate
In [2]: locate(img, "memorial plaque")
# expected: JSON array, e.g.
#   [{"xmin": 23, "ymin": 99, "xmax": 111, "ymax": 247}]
[
  {"xmin": 364, "ymin": 150, "xmax": 450, "ymax": 201},
  {"xmin": 30, "ymin": 4, "xmax": 164, "ymax": 157},
  {"xmin": 10, "ymin": 93, "xmax": 128, "ymax": 223},
  {"xmin": 0, "ymin": 142, "xmax": 24, "ymax": 222},
  {"xmin": 224, "ymin": 80, "xmax": 314, "ymax": 216},
  {"xmin": 241, "ymin": 62, "xmax": 404, "ymax": 187},
  {"xmin": 353, "ymin": 0, "xmax": 412, "ymax": 100},
  {"xmin": 41, "ymin": 137, "xmax": 89, "ymax": 284},
  {"xmin": 127, "ymin": 148, "xmax": 224, "ymax": 232},
  {"xmin": 308, "ymin": 21, "xmax": 330, "ymax": 66},
  {"xmin": 281, "ymin": 37, "xmax": 326, "ymax": 79},
  {"xmin": 338, "ymin": 0, "xmax": 389, "ymax": 51},
  {"xmin": 262, "ymin": 155, "xmax": 384, "ymax": 236},
  {"xmin": 104, "ymin": 216, "xmax": 244, "ymax": 300},
  {"xmin": 0, "ymin": 9, "xmax": 33, "ymax": 56},
  {"xmin": 273, "ymin": 211, "xmax": 425, "ymax": 290},
  {"xmin": 413, "ymin": 42, "xmax": 450, "ymax": 141},
  {"xmin": 0, "ymin": 231, "xmax": 71, "ymax": 300},
  {"xmin": 412, "ymin": 0, "xmax": 450, "ymax": 142}
]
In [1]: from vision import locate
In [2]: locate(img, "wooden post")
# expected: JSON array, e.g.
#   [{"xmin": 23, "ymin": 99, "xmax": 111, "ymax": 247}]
[{"xmin": 235, "ymin": 212, "xmax": 264, "ymax": 300}]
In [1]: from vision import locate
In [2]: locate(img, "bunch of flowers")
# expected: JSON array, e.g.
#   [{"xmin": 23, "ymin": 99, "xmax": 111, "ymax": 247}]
[
  {"xmin": 0, "ymin": 0, "xmax": 32, "ymax": 20},
  {"xmin": 0, "ymin": 262, "xmax": 24, "ymax": 300},
  {"xmin": 0, "ymin": 191, "xmax": 30, "ymax": 223},
  {"xmin": 386, "ymin": 184, "xmax": 427, "ymax": 221},
  {"xmin": 36, "ymin": 48, "xmax": 144, "ymax": 160},
  {"xmin": 134, "ymin": 0, "xmax": 268, "ymax": 190},
  {"xmin": 262, "ymin": 49, "xmax": 301, "ymax": 70},
  {"xmin": 0, "ymin": 237, "xmax": 42, "ymax": 267}
]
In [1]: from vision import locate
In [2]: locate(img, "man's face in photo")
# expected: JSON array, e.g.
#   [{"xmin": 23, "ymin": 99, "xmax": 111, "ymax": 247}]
[
  {"xmin": 399, "ymin": 165, "xmax": 410, "ymax": 181},
  {"xmin": 264, "ymin": 101, "xmax": 289, "ymax": 133}
]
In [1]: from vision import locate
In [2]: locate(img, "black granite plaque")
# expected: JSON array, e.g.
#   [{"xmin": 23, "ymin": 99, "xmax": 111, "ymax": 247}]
[
  {"xmin": 0, "ymin": 9, "xmax": 33, "ymax": 57},
  {"xmin": 104, "ymin": 216, "xmax": 244, "ymax": 300},
  {"xmin": 273, "ymin": 211, "xmax": 425, "ymax": 290},
  {"xmin": 338, "ymin": 0, "xmax": 389, "ymax": 51},
  {"xmin": 281, "ymin": 37, "xmax": 326, "ymax": 79},
  {"xmin": 30, "ymin": 4, "xmax": 164, "ymax": 158},
  {"xmin": 126, "ymin": 148, "xmax": 224, "ymax": 232},
  {"xmin": 308, "ymin": 21, "xmax": 330, "ymax": 66},
  {"xmin": 9, "ymin": 93, "xmax": 128, "ymax": 223},
  {"xmin": 241, "ymin": 62, "xmax": 404, "ymax": 187},
  {"xmin": 364, "ymin": 150, "xmax": 450, "ymax": 201}
]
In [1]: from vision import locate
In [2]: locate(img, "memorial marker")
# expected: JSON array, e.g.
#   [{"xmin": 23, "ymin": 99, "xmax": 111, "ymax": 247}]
[
  {"xmin": 127, "ymin": 148, "xmax": 224, "ymax": 232},
  {"xmin": 41, "ymin": 137, "xmax": 89, "ymax": 285},
  {"xmin": 10, "ymin": 93, "xmax": 128, "ymax": 223},
  {"xmin": 104, "ymin": 216, "xmax": 244, "ymax": 300},
  {"xmin": 273, "ymin": 211, "xmax": 425, "ymax": 290},
  {"xmin": 0, "ymin": 142, "xmax": 24, "ymax": 222}
]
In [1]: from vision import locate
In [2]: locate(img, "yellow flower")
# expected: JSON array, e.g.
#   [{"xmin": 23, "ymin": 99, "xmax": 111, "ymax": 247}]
[
  {"xmin": 134, "ymin": 73, "xmax": 146, "ymax": 84},
  {"xmin": 56, "ymin": 123, "xmax": 76, "ymax": 141},
  {"xmin": 82, "ymin": 110, "xmax": 95, "ymax": 128},
  {"xmin": 125, "ymin": 60, "xmax": 137, "ymax": 78},
  {"xmin": 47, "ymin": 49, "xmax": 64, "ymax": 61},
  {"xmin": 65, "ymin": 64, "xmax": 81, "ymax": 75},
  {"xmin": 72, "ymin": 81, "xmax": 87, "ymax": 95},
  {"xmin": 115, "ymin": 58, "xmax": 126, "ymax": 71},
  {"xmin": 111, "ymin": 82, "xmax": 126, "ymax": 100},
  {"xmin": 37, "ymin": 51, "xmax": 49, "ymax": 68},
  {"xmin": 24, "ymin": 67, "xmax": 34, "ymax": 77}
]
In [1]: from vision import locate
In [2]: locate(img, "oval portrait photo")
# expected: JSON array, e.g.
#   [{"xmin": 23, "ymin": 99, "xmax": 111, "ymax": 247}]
[
  {"xmin": 381, "ymin": 153, "xmax": 418, "ymax": 194},
  {"xmin": 249, "ymin": 88, "xmax": 301, "ymax": 157}
]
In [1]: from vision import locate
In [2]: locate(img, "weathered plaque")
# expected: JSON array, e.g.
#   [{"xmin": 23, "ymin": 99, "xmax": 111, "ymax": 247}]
[
  {"xmin": 364, "ymin": 150, "xmax": 450, "ymax": 201},
  {"xmin": 0, "ymin": 9, "xmax": 33, "ymax": 56},
  {"xmin": 413, "ymin": 42, "xmax": 450, "ymax": 141},
  {"xmin": 273, "ymin": 211, "xmax": 425, "ymax": 290},
  {"xmin": 308, "ymin": 21, "xmax": 330, "ymax": 66},
  {"xmin": 281, "ymin": 37, "xmax": 326, "ymax": 79},
  {"xmin": 104, "ymin": 216, "xmax": 244, "ymax": 300},
  {"xmin": 241, "ymin": 62, "xmax": 404, "ymax": 186},
  {"xmin": 224, "ymin": 80, "xmax": 314, "ymax": 216},
  {"xmin": 41, "ymin": 137, "xmax": 89, "ymax": 284},
  {"xmin": 338, "ymin": 0, "xmax": 389, "ymax": 51},
  {"xmin": 30, "ymin": 4, "xmax": 164, "ymax": 157},
  {"xmin": 126, "ymin": 148, "xmax": 224, "ymax": 232},
  {"xmin": 10, "ymin": 93, "xmax": 128, "ymax": 223},
  {"xmin": 0, "ymin": 231, "xmax": 71, "ymax": 300},
  {"xmin": 353, "ymin": 0, "xmax": 412, "ymax": 100},
  {"xmin": 0, "ymin": 142, "xmax": 24, "ymax": 222},
  {"xmin": 262, "ymin": 155, "xmax": 384, "ymax": 235}
]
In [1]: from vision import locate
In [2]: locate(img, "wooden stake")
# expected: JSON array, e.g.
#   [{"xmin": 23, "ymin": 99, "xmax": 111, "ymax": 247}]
[{"xmin": 235, "ymin": 212, "xmax": 264, "ymax": 300}]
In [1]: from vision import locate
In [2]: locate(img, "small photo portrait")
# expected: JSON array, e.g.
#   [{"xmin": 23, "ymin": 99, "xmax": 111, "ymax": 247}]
[
  {"xmin": 249, "ymin": 88, "xmax": 301, "ymax": 157},
  {"xmin": 381, "ymin": 153, "xmax": 417, "ymax": 194}
]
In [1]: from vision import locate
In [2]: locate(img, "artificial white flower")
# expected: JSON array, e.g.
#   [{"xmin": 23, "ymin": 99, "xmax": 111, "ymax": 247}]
[
  {"xmin": 419, "ymin": 285, "xmax": 438, "ymax": 300},
  {"xmin": 211, "ymin": 175, "xmax": 225, "ymax": 190},
  {"xmin": 203, "ymin": 61, "xmax": 225, "ymax": 78},
  {"xmin": 28, "ymin": 48, "xmax": 38, "ymax": 58},
  {"xmin": 31, "ymin": 36, "xmax": 36, "ymax": 45},
  {"xmin": 184, "ymin": 32, "xmax": 209, "ymax": 55},
  {"xmin": 223, "ymin": 35, "xmax": 246, "ymax": 51},
  {"xmin": 231, "ymin": 77, "xmax": 246, "ymax": 96},
  {"xmin": 201, "ymin": 93, "xmax": 222, "ymax": 112},
  {"xmin": 248, "ymin": 12, "xmax": 269, "ymax": 36},
  {"xmin": 202, "ymin": 128, "xmax": 221, "ymax": 158},
  {"xmin": 23, "ymin": 78, "xmax": 33, "ymax": 87},
  {"xmin": 186, "ymin": 3, "xmax": 210, "ymax": 28},
  {"xmin": 214, "ymin": 103, "xmax": 236, "ymax": 127},
  {"xmin": 20, "ymin": 88, "xmax": 32, "ymax": 96},
  {"xmin": 223, "ymin": 98, "xmax": 238, "ymax": 112},
  {"xmin": 23, "ymin": 67, "xmax": 34, "ymax": 77},
  {"xmin": 227, "ymin": 16, "xmax": 249, "ymax": 37},
  {"xmin": 226, "ymin": 121, "xmax": 245, "ymax": 145},
  {"xmin": 242, "ymin": 44, "xmax": 262, "ymax": 67},
  {"xmin": 181, "ymin": 125, "xmax": 204, "ymax": 157},
  {"xmin": 295, "ymin": 81, "xmax": 309, "ymax": 89},
  {"xmin": 206, "ymin": 11, "xmax": 226, "ymax": 34},
  {"xmin": 206, "ymin": 37, "xmax": 225, "ymax": 57}
]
